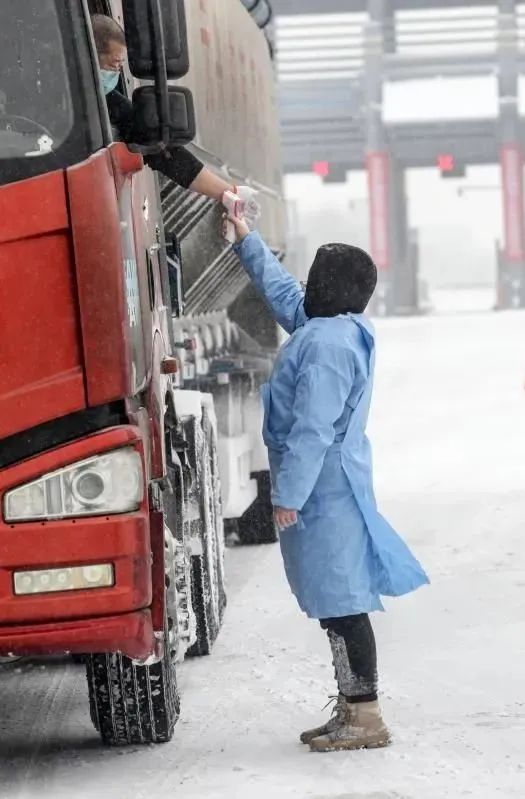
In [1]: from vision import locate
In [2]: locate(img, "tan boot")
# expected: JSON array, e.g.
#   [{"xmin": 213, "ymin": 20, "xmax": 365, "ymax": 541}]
[
  {"xmin": 299, "ymin": 694, "xmax": 347, "ymax": 745},
  {"xmin": 309, "ymin": 700, "xmax": 391, "ymax": 752}
]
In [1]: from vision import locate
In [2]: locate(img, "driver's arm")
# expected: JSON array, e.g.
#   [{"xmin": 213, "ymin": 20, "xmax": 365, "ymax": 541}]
[
  {"xmin": 145, "ymin": 149, "xmax": 232, "ymax": 200},
  {"xmin": 106, "ymin": 89, "xmax": 232, "ymax": 200}
]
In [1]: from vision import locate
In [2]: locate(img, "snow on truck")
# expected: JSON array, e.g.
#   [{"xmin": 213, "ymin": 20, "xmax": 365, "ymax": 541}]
[{"xmin": 0, "ymin": 0, "xmax": 284, "ymax": 744}]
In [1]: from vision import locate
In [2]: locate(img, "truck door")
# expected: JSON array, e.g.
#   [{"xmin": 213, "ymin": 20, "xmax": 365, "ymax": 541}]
[{"xmin": 87, "ymin": 0, "xmax": 158, "ymax": 394}]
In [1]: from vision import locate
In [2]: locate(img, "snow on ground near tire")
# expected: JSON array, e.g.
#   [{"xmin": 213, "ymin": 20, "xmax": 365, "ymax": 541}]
[{"xmin": 1, "ymin": 305, "xmax": 525, "ymax": 799}]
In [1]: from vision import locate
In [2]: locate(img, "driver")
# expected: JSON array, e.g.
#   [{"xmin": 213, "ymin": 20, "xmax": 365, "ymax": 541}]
[{"xmin": 92, "ymin": 14, "xmax": 259, "ymax": 214}]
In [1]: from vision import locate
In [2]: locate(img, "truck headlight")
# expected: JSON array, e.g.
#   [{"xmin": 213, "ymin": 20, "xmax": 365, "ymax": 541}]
[{"xmin": 4, "ymin": 448, "xmax": 144, "ymax": 522}]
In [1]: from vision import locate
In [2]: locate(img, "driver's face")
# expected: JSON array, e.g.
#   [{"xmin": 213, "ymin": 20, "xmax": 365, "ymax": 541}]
[{"xmin": 98, "ymin": 40, "xmax": 127, "ymax": 72}]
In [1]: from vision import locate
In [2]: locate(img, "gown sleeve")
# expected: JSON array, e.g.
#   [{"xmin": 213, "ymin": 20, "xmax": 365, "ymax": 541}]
[
  {"xmin": 272, "ymin": 341, "xmax": 355, "ymax": 511},
  {"xmin": 233, "ymin": 231, "xmax": 308, "ymax": 334}
]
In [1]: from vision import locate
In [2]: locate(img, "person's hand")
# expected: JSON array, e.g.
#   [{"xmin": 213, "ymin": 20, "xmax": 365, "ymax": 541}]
[
  {"xmin": 225, "ymin": 212, "xmax": 250, "ymax": 243},
  {"xmin": 235, "ymin": 185, "xmax": 261, "ymax": 230},
  {"xmin": 273, "ymin": 506, "xmax": 297, "ymax": 530}
]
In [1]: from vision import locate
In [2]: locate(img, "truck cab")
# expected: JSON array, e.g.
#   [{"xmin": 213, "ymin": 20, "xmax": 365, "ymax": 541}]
[{"xmin": 0, "ymin": 0, "xmax": 284, "ymax": 745}]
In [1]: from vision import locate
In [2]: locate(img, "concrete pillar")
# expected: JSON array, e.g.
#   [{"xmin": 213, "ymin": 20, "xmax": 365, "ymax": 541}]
[
  {"xmin": 364, "ymin": 0, "xmax": 417, "ymax": 315},
  {"xmin": 389, "ymin": 161, "xmax": 418, "ymax": 314},
  {"xmin": 383, "ymin": 2, "xmax": 396, "ymax": 54},
  {"xmin": 497, "ymin": 0, "xmax": 525, "ymax": 308},
  {"xmin": 364, "ymin": 0, "xmax": 391, "ymax": 315}
]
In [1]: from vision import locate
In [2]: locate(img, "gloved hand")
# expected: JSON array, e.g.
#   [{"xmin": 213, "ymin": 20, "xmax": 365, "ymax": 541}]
[{"xmin": 235, "ymin": 185, "xmax": 261, "ymax": 230}]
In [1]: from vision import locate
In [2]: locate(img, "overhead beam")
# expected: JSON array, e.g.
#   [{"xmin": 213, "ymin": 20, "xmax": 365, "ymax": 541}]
[
  {"xmin": 281, "ymin": 118, "xmax": 515, "ymax": 171},
  {"xmin": 273, "ymin": 0, "xmax": 498, "ymax": 14}
]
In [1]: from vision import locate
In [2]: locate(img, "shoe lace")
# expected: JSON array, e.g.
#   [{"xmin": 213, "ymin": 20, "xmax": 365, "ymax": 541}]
[{"xmin": 322, "ymin": 694, "xmax": 346, "ymax": 721}]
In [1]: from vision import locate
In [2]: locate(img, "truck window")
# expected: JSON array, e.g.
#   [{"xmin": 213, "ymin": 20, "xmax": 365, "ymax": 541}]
[
  {"xmin": 87, "ymin": 0, "xmax": 111, "ymax": 14},
  {"xmin": 0, "ymin": 1, "xmax": 73, "ymax": 163}
]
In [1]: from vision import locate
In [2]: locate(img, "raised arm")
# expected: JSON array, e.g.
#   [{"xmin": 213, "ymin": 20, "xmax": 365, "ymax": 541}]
[{"xmin": 233, "ymin": 231, "xmax": 308, "ymax": 335}]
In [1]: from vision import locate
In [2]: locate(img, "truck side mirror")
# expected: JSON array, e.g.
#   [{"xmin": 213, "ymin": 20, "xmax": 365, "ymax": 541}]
[
  {"xmin": 122, "ymin": 0, "xmax": 189, "ymax": 79},
  {"xmin": 131, "ymin": 86, "xmax": 196, "ymax": 146}
]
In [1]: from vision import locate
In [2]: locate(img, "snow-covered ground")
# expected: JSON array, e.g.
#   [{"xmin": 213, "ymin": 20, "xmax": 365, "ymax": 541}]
[
  {"xmin": 1, "ymin": 306, "xmax": 525, "ymax": 799},
  {"xmin": 430, "ymin": 286, "xmax": 496, "ymax": 314}
]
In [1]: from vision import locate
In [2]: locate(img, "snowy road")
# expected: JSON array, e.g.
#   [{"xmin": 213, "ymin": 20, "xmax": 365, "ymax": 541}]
[{"xmin": 1, "ymin": 308, "xmax": 525, "ymax": 799}]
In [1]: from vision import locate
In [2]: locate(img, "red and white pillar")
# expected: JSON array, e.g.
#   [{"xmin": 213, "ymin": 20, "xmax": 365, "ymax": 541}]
[
  {"xmin": 497, "ymin": 0, "xmax": 525, "ymax": 308},
  {"xmin": 500, "ymin": 143, "xmax": 525, "ymax": 262}
]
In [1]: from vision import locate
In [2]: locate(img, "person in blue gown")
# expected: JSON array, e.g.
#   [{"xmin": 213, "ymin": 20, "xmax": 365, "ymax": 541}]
[{"xmin": 228, "ymin": 212, "xmax": 429, "ymax": 752}]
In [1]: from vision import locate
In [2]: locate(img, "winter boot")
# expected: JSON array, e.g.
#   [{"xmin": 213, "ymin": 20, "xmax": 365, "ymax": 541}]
[
  {"xmin": 299, "ymin": 694, "xmax": 347, "ymax": 745},
  {"xmin": 309, "ymin": 700, "xmax": 391, "ymax": 752}
]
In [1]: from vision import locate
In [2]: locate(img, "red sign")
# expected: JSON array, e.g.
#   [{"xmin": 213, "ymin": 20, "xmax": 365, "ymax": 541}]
[
  {"xmin": 437, "ymin": 153, "xmax": 455, "ymax": 172},
  {"xmin": 366, "ymin": 151, "xmax": 390, "ymax": 271},
  {"xmin": 313, "ymin": 161, "xmax": 330, "ymax": 178},
  {"xmin": 501, "ymin": 144, "xmax": 525, "ymax": 263}
]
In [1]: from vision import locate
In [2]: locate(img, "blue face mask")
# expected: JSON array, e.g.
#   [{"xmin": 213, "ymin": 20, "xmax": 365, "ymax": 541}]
[{"xmin": 100, "ymin": 69, "xmax": 120, "ymax": 95}]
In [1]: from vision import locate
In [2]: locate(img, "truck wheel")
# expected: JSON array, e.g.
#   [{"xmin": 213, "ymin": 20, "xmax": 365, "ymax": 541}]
[
  {"xmin": 86, "ymin": 620, "xmax": 180, "ymax": 745},
  {"xmin": 187, "ymin": 405, "xmax": 226, "ymax": 656},
  {"xmin": 236, "ymin": 470, "xmax": 278, "ymax": 545},
  {"xmin": 86, "ymin": 521, "xmax": 182, "ymax": 746},
  {"xmin": 186, "ymin": 553, "xmax": 218, "ymax": 657},
  {"xmin": 206, "ymin": 408, "xmax": 227, "ymax": 624}
]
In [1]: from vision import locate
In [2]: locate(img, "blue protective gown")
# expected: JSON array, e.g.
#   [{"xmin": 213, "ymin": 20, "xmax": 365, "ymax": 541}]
[{"xmin": 233, "ymin": 232, "xmax": 429, "ymax": 619}]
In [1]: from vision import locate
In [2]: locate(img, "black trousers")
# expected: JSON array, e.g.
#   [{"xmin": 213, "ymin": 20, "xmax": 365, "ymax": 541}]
[{"xmin": 320, "ymin": 614, "xmax": 378, "ymax": 703}]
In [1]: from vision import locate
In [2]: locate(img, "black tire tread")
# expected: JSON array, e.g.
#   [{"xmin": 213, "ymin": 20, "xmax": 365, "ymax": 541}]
[
  {"xmin": 86, "ymin": 623, "xmax": 180, "ymax": 746},
  {"xmin": 186, "ymin": 554, "xmax": 217, "ymax": 657},
  {"xmin": 186, "ymin": 405, "xmax": 226, "ymax": 657}
]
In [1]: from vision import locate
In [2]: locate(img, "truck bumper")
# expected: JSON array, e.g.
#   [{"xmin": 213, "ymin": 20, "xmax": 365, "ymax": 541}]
[
  {"xmin": 0, "ymin": 609, "xmax": 155, "ymax": 660},
  {"xmin": 0, "ymin": 427, "xmax": 156, "ymax": 660}
]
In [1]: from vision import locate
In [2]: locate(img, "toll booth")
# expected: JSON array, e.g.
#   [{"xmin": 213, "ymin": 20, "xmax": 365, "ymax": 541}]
[{"xmin": 275, "ymin": 0, "xmax": 525, "ymax": 314}]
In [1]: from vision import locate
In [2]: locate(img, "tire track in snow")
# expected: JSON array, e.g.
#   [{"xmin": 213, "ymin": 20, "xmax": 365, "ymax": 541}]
[{"xmin": 0, "ymin": 659, "xmax": 84, "ymax": 798}]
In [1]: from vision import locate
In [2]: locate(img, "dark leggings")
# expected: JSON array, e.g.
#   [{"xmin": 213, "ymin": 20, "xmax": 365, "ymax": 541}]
[{"xmin": 320, "ymin": 614, "xmax": 378, "ymax": 703}]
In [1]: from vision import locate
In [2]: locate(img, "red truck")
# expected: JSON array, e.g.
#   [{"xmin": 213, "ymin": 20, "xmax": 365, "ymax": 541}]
[{"xmin": 0, "ymin": 0, "xmax": 284, "ymax": 745}]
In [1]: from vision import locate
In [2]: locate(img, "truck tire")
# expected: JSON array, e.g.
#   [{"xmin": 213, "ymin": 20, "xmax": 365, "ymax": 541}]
[
  {"xmin": 86, "ymin": 615, "xmax": 180, "ymax": 745},
  {"xmin": 187, "ymin": 405, "xmax": 226, "ymax": 656},
  {"xmin": 236, "ymin": 470, "xmax": 278, "ymax": 545},
  {"xmin": 207, "ymin": 408, "xmax": 227, "ymax": 625},
  {"xmin": 186, "ymin": 553, "xmax": 217, "ymax": 657},
  {"xmin": 86, "ymin": 515, "xmax": 184, "ymax": 745}
]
